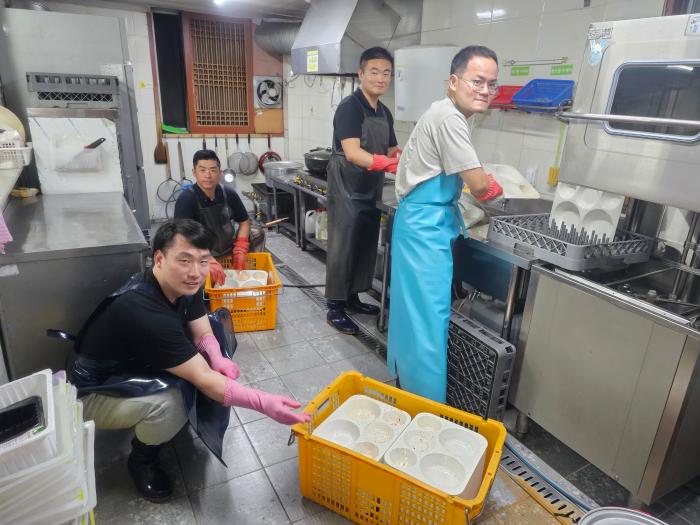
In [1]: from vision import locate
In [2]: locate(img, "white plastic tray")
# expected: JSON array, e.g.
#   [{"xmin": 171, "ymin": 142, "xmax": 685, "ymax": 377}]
[
  {"xmin": 482, "ymin": 163, "xmax": 540, "ymax": 200},
  {"xmin": 550, "ymin": 182, "xmax": 624, "ymax": 240},
  {"xmin": 220, "ymin": 269, "xmax": 269, "ymax": 289},
  {"xmin": 384, "ymin": 412, "xmax": 487, "ymax": 498},
  {"xmin": 0, "ymin": 370, "xmax": 57, "ymax": 478},
  {"xmin": 312, "ymin": 395, "xmax": 411, "ymax": 461}
]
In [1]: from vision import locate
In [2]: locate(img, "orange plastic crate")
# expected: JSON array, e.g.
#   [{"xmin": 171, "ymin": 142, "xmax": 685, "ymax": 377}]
[
  {"xmin": 291, "ymin": 371, "xmax": 506, "ymax": 525},
  {"xmin": 205, "ymin": 252, "xmax": 282, "ymax": 333}
]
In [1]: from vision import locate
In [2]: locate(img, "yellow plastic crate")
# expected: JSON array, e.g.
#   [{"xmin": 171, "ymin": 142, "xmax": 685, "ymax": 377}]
[
  {"xmin": 291, "ymin": 371, "xmax": 506, "ymax": 525},
  {"xmin": 205, "ymin": 252, "xmax": 282, "ymax": 333}
]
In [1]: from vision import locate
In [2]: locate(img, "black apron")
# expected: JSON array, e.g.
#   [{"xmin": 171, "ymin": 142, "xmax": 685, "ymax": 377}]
[
  {"xmin": 191, "ymin": 185, "xmax": 266, "ymax": 257},
  {"xmin": 325, "ymin": 99, "xmax": 390, "ymax": 301},
  {"xmin": 192, "ymin": 185, "xmax": 237, "ymax": 258},
  {"xmin": 57, "ymin": 272, "xmax": 235, "ymax": 465}
]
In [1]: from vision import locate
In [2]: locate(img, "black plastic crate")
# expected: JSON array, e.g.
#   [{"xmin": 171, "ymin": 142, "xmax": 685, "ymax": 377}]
[{"xmin": 446, "ymin": 312, "xmax": 515, "ymax": 420}]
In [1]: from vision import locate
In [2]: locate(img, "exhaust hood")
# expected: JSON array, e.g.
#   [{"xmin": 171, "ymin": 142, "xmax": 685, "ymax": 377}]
[{"xmin": 291, "ymin": 0, "xmax": 422, "ymax": 75}]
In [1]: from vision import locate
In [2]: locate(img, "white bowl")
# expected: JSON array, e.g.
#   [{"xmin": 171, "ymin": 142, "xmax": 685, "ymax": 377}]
[
  {"xmin": 354, "ymin": 441, "xmax": 380, "ymax": 460},
  {"xmin": 387, "ymin": 447, "xmax": 417, "ymax": 469},
  {"xmin": 363, "ymin": 421, "xmax": 394, "ymax": 445},
  {"xmin": 419, "ymin": 453, "xmax": 466, "ymax": 495},
  {"xmin": 315, "ymin": 419, "xmax": 360, "ymax": 447},
  {"xmin": 341, "ymin": 396, "xmax": 382, "ymax": 423}
]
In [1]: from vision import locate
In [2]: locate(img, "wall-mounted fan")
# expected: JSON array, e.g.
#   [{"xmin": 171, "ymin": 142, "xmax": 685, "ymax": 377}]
[{"xmin": 253, "ymin": 76, "xmax": 282, "ymax": 109}]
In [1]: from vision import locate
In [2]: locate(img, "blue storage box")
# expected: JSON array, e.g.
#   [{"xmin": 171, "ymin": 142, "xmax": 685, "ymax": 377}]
[{"xmin": 512, "ymin": 79, "xmax": 574, "ymax": 112}]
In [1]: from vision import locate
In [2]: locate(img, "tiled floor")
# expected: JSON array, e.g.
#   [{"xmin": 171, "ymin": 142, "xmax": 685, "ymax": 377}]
[{"xmin": 92, "ymin": 231, "xmax": 700, "ymax": 524}]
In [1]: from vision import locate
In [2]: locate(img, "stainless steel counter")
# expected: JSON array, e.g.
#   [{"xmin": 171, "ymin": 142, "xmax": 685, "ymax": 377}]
[
  {"xmin": 3, "ymin": 192, "xmax": 147, "ymax": 263},
  {"xmin": 0, "ymin": 193, "xmax": 148, "ymax": 378}
]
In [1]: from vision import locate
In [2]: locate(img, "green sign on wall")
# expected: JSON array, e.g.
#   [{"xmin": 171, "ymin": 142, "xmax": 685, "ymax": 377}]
[
  {"xmin": 511, "ymin": 66, "xmax": 530, "ymax": 76},
  {"xmin": 551, "ymin": 64, "xmax": 574, "ymax": 75}
]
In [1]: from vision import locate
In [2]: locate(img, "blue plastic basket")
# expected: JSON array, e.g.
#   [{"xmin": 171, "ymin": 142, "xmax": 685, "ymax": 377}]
[{"xmin": 512, "ymin": 79, "xmax": 574, "ymax": 112}]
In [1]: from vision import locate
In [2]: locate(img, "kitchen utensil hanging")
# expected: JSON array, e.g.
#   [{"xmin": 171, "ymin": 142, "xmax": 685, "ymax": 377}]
[
  {"xmin": 258, "ymin": 134, "xmax": 282, "ymax": 172},
  {"xmin": 239, "ymin": 134, "xmax": 259, "ymax": 176},
  {"xmin": 177, "ymin": 136, "xmax": 193, "ymax": 186},
  {"xmin": 156, "ymin": 139, "xmax": 181, "ymax": 212},
  {"xmin": 229, "ymin": 134, "xmax": 244, "ymax": 174}
]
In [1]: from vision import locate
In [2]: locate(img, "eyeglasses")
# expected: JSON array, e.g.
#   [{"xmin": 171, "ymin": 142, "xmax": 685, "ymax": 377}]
[
  {"xmin": 458, "ymin": 77, "xmax": 499, "ymax": 95},
  {"xmin": 196, "ymin": 167, "xmax": 221, "ymax": 175}
]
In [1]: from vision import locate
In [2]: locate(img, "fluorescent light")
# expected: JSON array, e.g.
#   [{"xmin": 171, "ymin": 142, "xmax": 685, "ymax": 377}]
[
  {"xmin": 214, "ymin": 0, "xmax": 228, "ymax": 5},
  {"xmin": 492, "ymin": 8, "xmax": 506, "ymax": 18},
  {"xmin": 667, "ymin": 65, "xmax": 694, "ymax": 72}
]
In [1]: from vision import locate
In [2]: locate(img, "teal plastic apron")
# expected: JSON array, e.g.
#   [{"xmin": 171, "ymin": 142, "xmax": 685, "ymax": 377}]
[{"xmin": 387, "ymin": 172, "xmax": 464, "ymax": 403}]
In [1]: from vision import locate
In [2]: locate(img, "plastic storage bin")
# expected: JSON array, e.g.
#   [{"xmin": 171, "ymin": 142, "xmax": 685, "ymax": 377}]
[
  {"xmin": 292, "ymin": 371, "xmax": 506, "ymax": 524},
  {"xmin": 512, "ymin": 79, "xmax": 574, "ymax": 112},
  {"xmin": 0, "ymin": 370, "xmax": 56, "ymax": 478},
  {"xmin": 383, "ymin": 413, "xmax": 488, "ymax": 500},
  {"xmin": 205, "ymin": 252, "xmax": 282, "ymax": 333},
  {"xmin": 488, "ymin": 85, "xmax": 521, "ymax": 109}
]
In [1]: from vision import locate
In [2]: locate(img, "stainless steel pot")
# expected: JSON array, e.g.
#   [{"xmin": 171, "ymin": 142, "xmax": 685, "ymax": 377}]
[{"xmin": 304, "ymin": 147, "xmax": 332, "ymax": 174}]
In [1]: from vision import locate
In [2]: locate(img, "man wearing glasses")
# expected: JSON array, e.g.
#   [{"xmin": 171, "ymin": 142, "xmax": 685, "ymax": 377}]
[
  {"xmin": 387, "ymin": 46, "xmax": 504, "ymax": 402},
  {"xmin": 325, "ymin": 47, "xmax": 402, "ymax": 334},
  {"xmin": 175, "ymin": 149, "xmax": 264, "ymax": 284}
]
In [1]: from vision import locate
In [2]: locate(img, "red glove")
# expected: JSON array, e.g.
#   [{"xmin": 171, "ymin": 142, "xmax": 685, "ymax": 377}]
[
  {"xmin": 390, "ymin": 148, "xmax": 403, "ymax": 159},
  {"xmin": 475, "ymin": 174, "xmax": 504, "ymax": 202},
  {"xmin": 232, "ymin": 237, "xmax": 250, "ymax": 271},
  {"xmin": 223, "ymin": 379, "xmax": 312, "ymax": 425},
  {"xmin": 208, "ymin": 257, "xmax": 226, "ymax": 286},
  {"xmin": 368, "ymin": 154, "xmax": 399, "ymax": 174},
  {"xmin": 196, "ymin": 335, "xmax": 240, "ymax": 380}
]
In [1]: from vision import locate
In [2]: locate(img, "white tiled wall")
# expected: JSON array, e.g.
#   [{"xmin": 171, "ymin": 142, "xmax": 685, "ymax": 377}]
[
  {"xmin": 40, "ymin": 1, "xmax": 280, "ymax": 218},
  {"xmin": 420, "ymin": 0, "xmax": 665, "ymax": 198},
  {"xmin": 281, "ymin": 55, "xmax": 414, "ymax": 163}
]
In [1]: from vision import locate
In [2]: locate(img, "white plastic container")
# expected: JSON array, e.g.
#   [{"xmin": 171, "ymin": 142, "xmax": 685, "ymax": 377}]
[
  {"xmin": 0, "ymin": 370, "xmax": 57, "ymax": 478},
  {"xmin": 550, "ymin": 182, "xmax": 625, "ymax": 240},
  {"xmin": 384, "ymin": 412, "xmax": 487, "ymax": 499},
  {"xmin": 312, "ymin": 395, "xmax": 411, "ymax": 461},
  {"xmin": 221, "ymin": 269, "xmax": 269, "ymax": 288}
]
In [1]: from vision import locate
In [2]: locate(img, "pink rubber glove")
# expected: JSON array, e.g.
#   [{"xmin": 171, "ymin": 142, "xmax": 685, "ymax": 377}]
[
  {"xmin": 196, "ymin": 334, "xmax": 240, "ymax": 380},
  {"xmin": 232, "ymin": 237, "xmax": 250, "ymax": 271},
  {"xmin": 368, "ymin": 154, "xmax": 399, "ymax": 174},
  {"xmin": 209, "ymin": 257, "xmax": 226, "ymax": 286},
  {"xmin": 475, "ymin": 174, "xmax": 504, "ymax": 202},
  {"xmin": 223, "ymin": 379, "xmax": 311, "ymax": 425}
]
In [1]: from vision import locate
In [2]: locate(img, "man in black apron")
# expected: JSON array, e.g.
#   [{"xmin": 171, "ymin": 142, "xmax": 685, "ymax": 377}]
[
  {"xmin": 69, "ymin": 220, "xmax": 309, "ymax": 502},
  {"xmin": 175, "ymin": 150, "xmax": 265, "ymax": 285},
  {"xmin": 325, "ymin": 47, "xmax": 402, "ymax": 334}
]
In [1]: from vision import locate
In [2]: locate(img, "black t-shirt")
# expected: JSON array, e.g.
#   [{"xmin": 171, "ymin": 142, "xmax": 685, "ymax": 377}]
[
  {"xmin": 174, "ymin": 184, "xmax": 249, "ymax": 224},
  {"xmin": 332, "ymin": 89, "xmax": 398, "ymax": 152},
  {"xmin": 79, "ymin": 269, "xmax": 206, "ymax": 370}
]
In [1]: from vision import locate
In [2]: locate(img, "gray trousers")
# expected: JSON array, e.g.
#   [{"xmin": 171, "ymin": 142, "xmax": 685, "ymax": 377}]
[{"xmin": 81, "ymin": 387, "xmax": 188, "ymax": 446}]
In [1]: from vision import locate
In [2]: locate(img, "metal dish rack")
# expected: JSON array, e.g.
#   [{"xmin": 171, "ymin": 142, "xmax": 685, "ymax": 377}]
[
  {"xmin": 488, "ymin": 213, "xmax": 654, "ymax": 271},
  {"xmin": 447, "ymin": 313, "xmax": 516, "ymax": 421}
]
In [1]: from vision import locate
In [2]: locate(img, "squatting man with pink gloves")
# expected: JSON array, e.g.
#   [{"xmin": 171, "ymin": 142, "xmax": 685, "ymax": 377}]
[{"xmin": 68, "ymin": 219, "xmax": 310, "ymax": 502}]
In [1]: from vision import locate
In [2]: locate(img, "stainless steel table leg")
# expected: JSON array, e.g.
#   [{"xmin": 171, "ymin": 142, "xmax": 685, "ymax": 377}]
[
  {"xmin": 502, "ymin": 265, "xmax": 522, "ymax": 341},
  {"xmin": 516, "ymin": 411, "xmax": 529, "ymax": 437},
  {"xmin": 378, "ymin": 212, "xmax": 393, "ymax": 332}
]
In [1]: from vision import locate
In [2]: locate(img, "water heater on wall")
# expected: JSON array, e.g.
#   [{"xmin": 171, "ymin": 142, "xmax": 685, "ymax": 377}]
[{"xmin": 395, "ymin": 45, "xmax": 459, "ymax": 122}]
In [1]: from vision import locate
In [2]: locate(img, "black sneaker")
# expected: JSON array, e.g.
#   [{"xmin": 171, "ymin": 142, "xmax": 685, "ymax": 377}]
[{"xmin": 326, "ymin": 308, "xmax": 360, "ymax": 335}]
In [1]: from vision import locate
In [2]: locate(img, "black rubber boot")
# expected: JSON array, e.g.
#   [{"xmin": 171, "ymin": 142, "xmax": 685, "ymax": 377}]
[
  {"xmin": 127, "ymin": 437, "xmax": 173, "ymax": 503},
  {"xmin": 346, "ymin": 294, "xmax": 380, "ymax": 315},
  {"xmin": 326, "ymin": 300, "xmax": 359, "ymax": 335}
]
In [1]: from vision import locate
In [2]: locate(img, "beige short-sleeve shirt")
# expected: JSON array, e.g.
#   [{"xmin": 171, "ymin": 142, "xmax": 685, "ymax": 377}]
[{"xmin": 395, "ymin": 97, "xmax": 482, "ymax": 200}]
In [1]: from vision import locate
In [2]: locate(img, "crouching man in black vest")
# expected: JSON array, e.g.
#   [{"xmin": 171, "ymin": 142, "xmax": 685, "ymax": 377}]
[{"xmin": 69, "ymin": 219, "xmax": 309, "ymax": 502}]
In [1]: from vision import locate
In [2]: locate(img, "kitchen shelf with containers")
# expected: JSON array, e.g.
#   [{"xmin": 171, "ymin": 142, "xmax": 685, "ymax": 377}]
[{"xmin": 489, "ymin": 79, "xmax": 574, "ymax": 112}]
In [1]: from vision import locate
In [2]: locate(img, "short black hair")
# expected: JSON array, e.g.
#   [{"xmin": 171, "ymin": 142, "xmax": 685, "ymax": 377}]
[
  {"xmin": 152, "ymin": 219, "xmax": 214, "ymax": 255},
  {"xmin": 450, "ymin": 45, "xmax": 498, "ymax": 76},
  {"xmin": 193, "ymin": 149, "xmax": 221, "ymax": 168},
  {"xmin": 359, "ymin": 46, "xmax": 394, "ymax": 69}
]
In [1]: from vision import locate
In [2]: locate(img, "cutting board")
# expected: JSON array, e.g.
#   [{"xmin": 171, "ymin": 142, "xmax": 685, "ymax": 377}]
[{"xmin": 481, "ymin": 163, "xmax": 540, "ymax": 200}]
